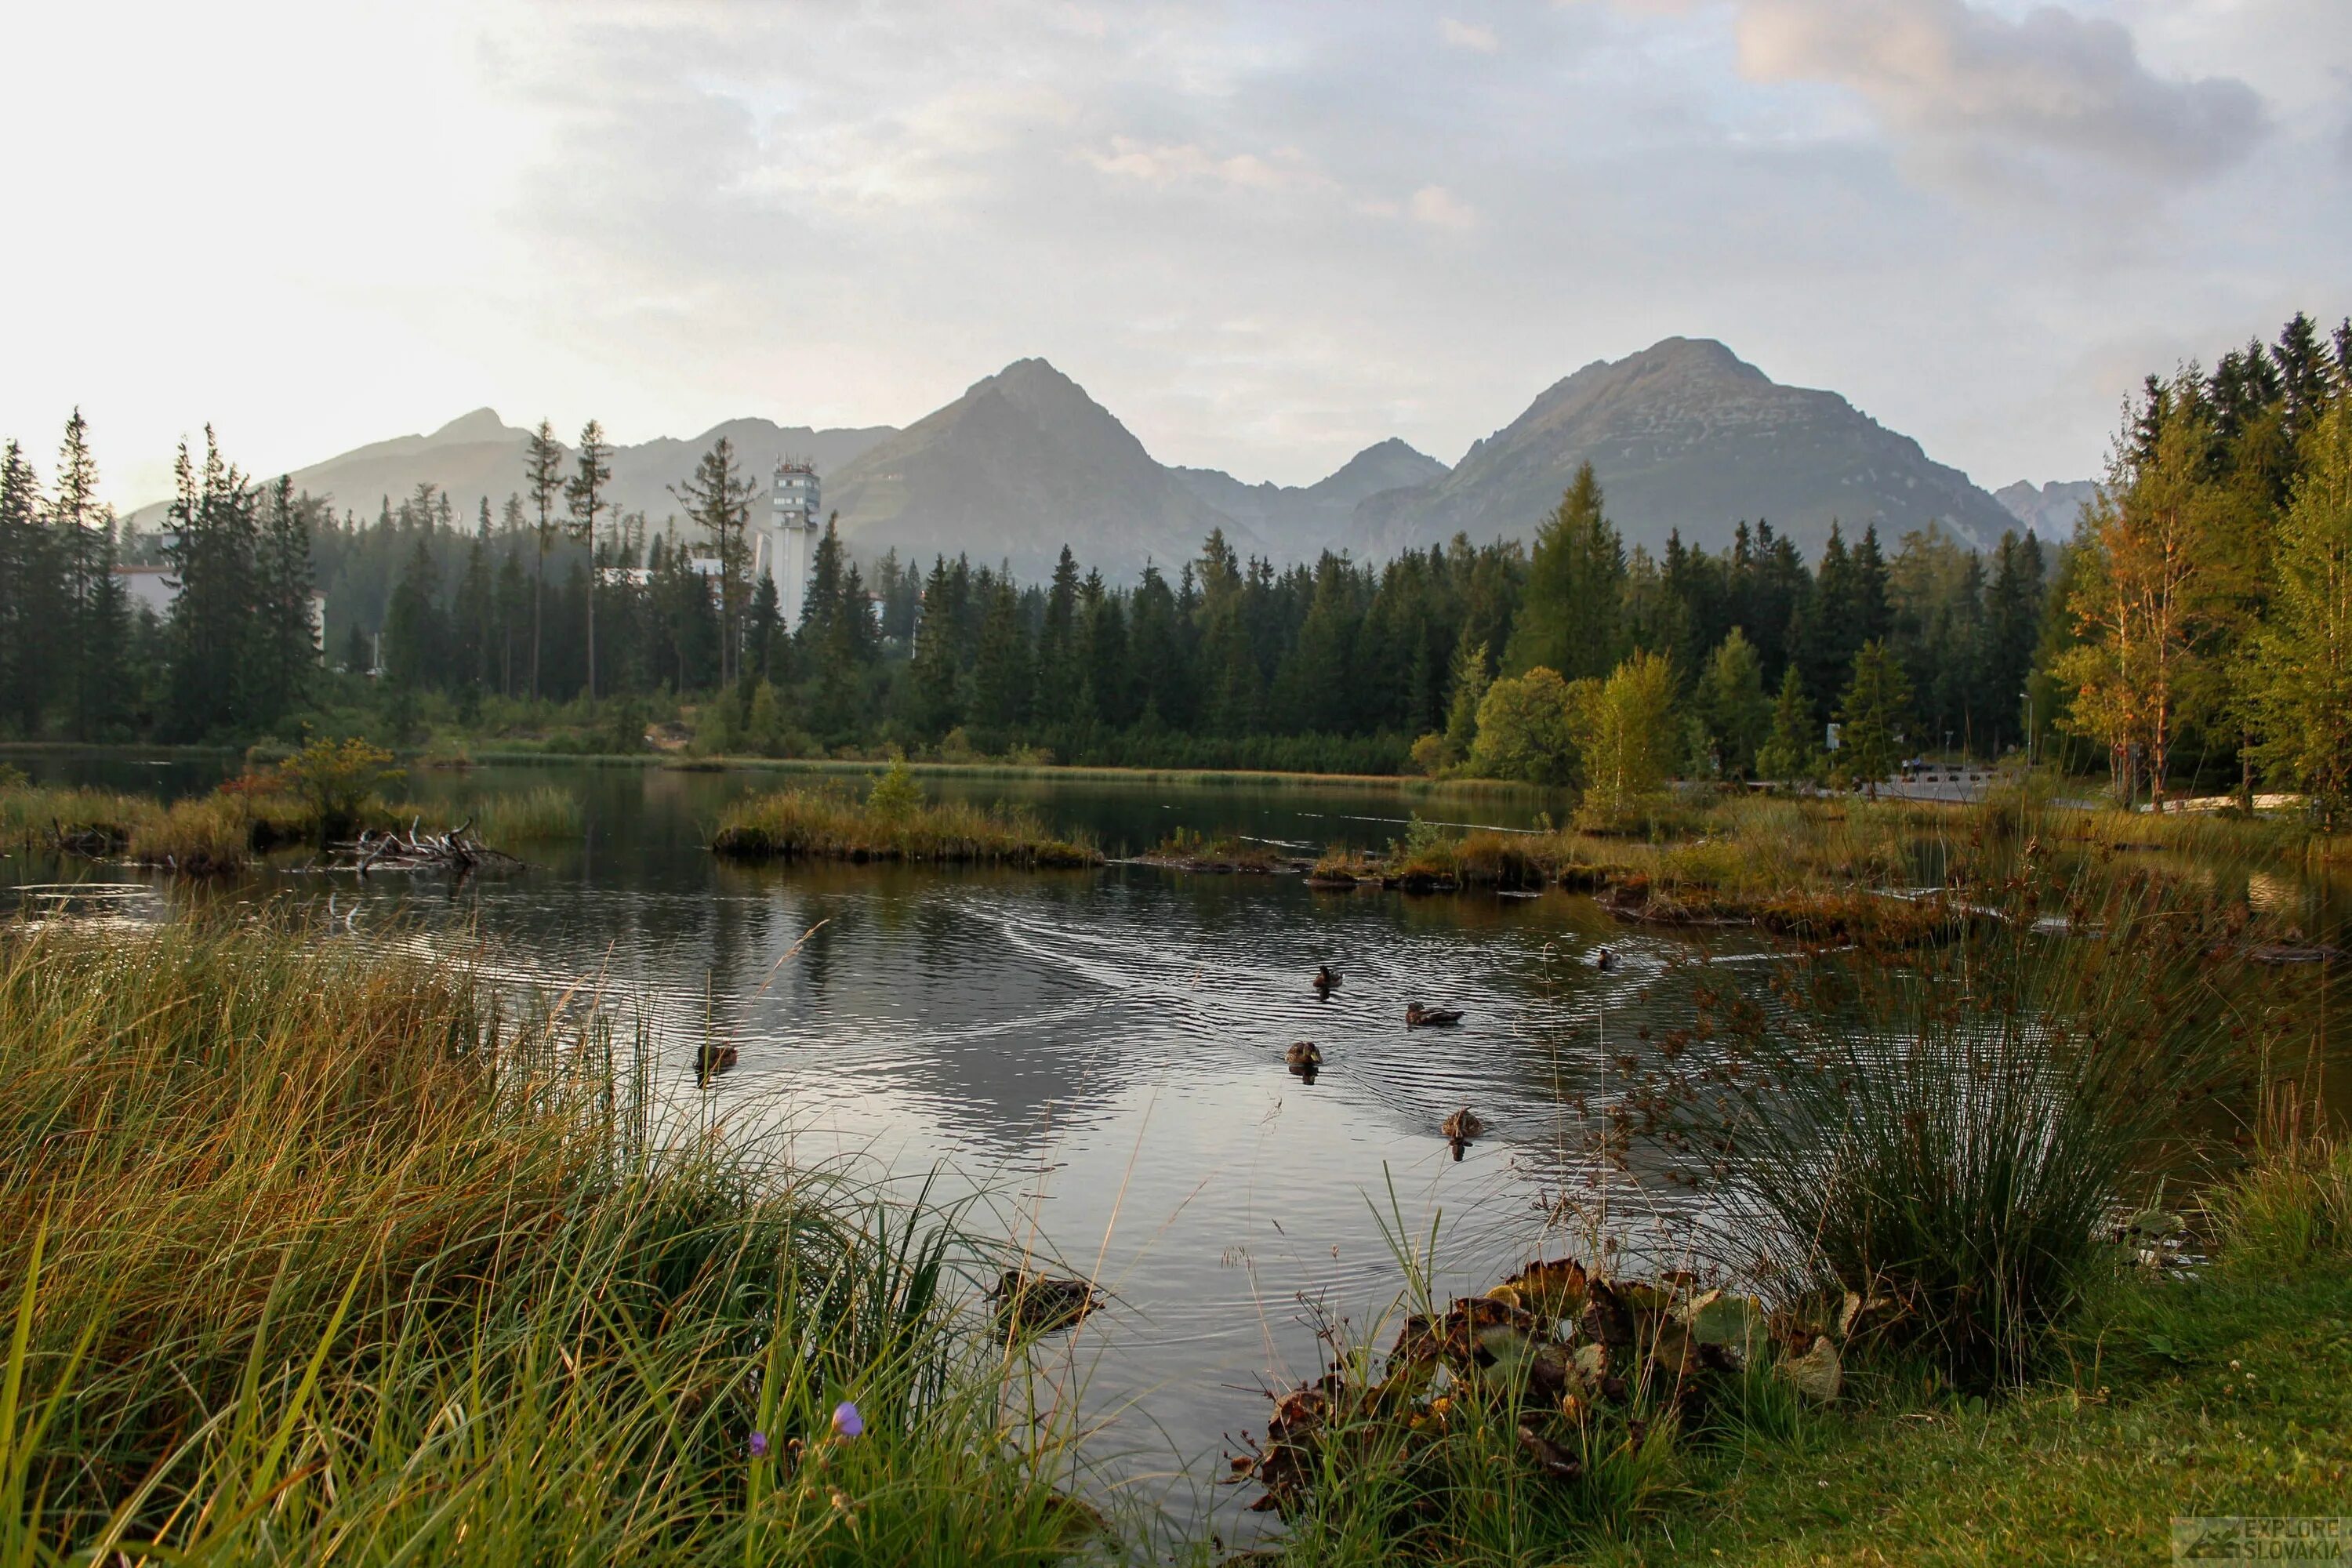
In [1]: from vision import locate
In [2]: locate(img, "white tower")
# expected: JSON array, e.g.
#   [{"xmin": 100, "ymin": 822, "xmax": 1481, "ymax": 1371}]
[{"xmin": 765, "ymin": 459, "xmax": 822, "ymax": 629}]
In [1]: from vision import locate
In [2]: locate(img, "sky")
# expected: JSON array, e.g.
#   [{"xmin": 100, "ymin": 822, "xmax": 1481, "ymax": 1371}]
[{"xmin": 4, "ymin": 0, "xmax": 2347, "ymax": 510}]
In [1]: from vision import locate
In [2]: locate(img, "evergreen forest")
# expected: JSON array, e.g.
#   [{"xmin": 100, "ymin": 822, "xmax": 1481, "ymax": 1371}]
[{"xmin": 2, "ymin": 311, "xmax": 2347, "ymax": 818}]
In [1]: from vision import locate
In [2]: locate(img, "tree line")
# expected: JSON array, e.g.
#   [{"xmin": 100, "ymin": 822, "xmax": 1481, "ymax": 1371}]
[{"xmin": 5, "ymin": 308, "xmax": 2343, "ymax": 821}]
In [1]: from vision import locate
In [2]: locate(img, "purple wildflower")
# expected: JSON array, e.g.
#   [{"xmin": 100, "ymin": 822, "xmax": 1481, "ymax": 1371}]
[
  {"xmin": 748, "ymin": 1431, "xmax": 770, "ymax": 1459},
  {"xmin": 832, "ymin": 1401, "xmax": 864, "ymax": 1439}
]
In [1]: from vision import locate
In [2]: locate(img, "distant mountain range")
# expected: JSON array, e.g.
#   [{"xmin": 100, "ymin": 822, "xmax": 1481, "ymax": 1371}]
[
  {"xmin": 130, "ymin": 338, "xmax": 2054, "ymax": 578},
  {"xmin": 1992, "ymin": 478, "xmax": 2099, "ymax": 536}
]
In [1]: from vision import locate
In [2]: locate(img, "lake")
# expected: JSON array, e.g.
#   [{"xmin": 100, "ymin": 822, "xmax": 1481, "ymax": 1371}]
[{"xmin": 7, "ymin": 750, "xmax": 2323, "ymax": 1536}]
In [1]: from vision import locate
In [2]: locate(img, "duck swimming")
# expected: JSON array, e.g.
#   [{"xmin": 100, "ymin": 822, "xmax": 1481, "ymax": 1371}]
[
  {"xmin": 1442, "ymin": 1107, "xmax": 1485, "ymax": 1142},
  {"xmin": 1312, "ymin": 964, "xmax": 1342, "ymax": 994},
  {"xmin": 696, "ymin": 1043, "xmax": 739, "ymax": 1082},
  {"xmin": 1405, "ymin": 1003, "xmax": 1464, "ymax": 1028},
  {"xmin": 1594, "ymin": 948, "xmax": 1619, "ymax": 972},
  {"xmin": 1285, "ymin": 1040, "xmax": 1324, "ymax": 1069}
]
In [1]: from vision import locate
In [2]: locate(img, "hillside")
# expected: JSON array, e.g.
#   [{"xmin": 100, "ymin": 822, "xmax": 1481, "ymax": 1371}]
[
  {"xmin": 823, "ymin": 358, "xmax": 1256, "ymax": 578},
  {"xmin": 1353, "ymin": 338, "xmax": 2019, "ymax": 557}
]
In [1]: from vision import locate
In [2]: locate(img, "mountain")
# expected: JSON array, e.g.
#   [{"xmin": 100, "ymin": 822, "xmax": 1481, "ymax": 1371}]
[
  {"xmin": 1171, "ymin": 437, "xmax": 1448, "ymax": 561},
  {"xmin": 126, "ymin": 410, "xmax": 898, "ymax": 532},
  {"xmin": 824, "ymin": 358, "xmax": 1255, "ymax": 578},
  {"xmin": 1354, "ymin": 338, "xmax": 2019, "ymax": 557},
  {"xmin": 1993, "ymin": 478, "xmax": 2097, "ymax": 536}
]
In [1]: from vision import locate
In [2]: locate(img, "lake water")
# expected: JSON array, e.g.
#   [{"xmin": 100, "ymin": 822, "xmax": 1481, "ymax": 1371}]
[{"xmin": 4, "ymin": 751, "xmax": 2335, "ymax": 1537}]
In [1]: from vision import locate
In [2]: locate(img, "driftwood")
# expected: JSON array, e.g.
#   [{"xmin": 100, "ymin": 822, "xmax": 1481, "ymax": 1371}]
[{"xmin": 331, "ymin": 818, "xmax": 521, "ymax": 877}]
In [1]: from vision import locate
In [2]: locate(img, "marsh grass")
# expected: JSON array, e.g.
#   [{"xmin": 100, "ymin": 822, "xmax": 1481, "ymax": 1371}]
[
  {"xmin": 391, "ymin": 785, "xmax": 585, "ymax": 844},
  {"xmin": 2204, "ymin": 1091, "xmax": 2352, "ymax": 1273},
  {"xmin": 0, "ymin": 782, "xmax": 154, "ymax": 853},
  {"xmin": 0, "ymin": 920, "xmax": 1099, "ymax": 1565},
  {"xmin": 712, "ymin": 786, "xmax": 1100, "ymax": 867},
  {"xmin": 1652, "ymin": 838, "xmax": 2269, "ymax": 1385}
]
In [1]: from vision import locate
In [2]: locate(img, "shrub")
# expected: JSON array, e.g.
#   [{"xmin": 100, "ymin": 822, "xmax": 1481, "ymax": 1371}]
[{"xmin": 278, "ymin": 735, "xmax": 403, "ymax": 836}]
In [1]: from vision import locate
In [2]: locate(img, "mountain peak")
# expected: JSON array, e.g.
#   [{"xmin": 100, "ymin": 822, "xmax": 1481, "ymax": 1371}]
[
  {"xmin": 1356, "ymin": 336, "xmax": 2015, "ymax": 556},
  {"xmin": 427, "ymin": 408, "xmax": 517, "ymax": 445}
]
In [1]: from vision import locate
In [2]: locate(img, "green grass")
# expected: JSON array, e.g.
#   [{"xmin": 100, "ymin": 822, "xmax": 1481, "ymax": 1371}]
[
  {"xmin": 710, "ymin": 786, "xmax": 1101, "ymax": 867},
  {"xmin": 1576, "ymin": 1259, "xmax": 2352, "ymax": 1566},
  {"xmin": 0, "ymin": 919, "xmax": 1102, "ymax": 1565}
]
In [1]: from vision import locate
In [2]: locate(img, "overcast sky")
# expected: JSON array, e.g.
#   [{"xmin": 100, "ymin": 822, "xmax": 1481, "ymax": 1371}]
[{"xmin": 5, "ymin": 0, "xmax": 2347, "ymax": 510}]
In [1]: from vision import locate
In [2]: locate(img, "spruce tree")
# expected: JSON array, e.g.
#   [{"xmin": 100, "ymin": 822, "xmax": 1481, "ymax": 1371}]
[
  {"xmin": 670, "ymin": 437, "xmax": 758, "ymax": 685},
  {"xmin": 565, "ymin": 420, "xmax": 612, "ymax": 710},
  {"xmin": 524, "ymin": 419, "xmax": 564, "ymax": 699},
  {"xmin": 1698, "ymin": 626, "xmax": 1769, "ymax": 778},
  {"xmin": 1756, "ymin": 665, "xmax": 1817, "ymax": 787},
  {"xmin": 1835, "ymin": 639, "xmax": 1913, "ymax": 800},
  {"xmin": 2245, "ymin": 397, "xmax": 2352, "ymax": 826},
  {"xmin": 1504, "ymin": 463, "xmax": 1624, "ymax": 681}
]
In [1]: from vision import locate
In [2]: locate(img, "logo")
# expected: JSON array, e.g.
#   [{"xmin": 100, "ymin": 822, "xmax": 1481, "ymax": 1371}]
[{"xmin": 2174, "ymin": 1518, "xmax": 2351, "ymax": 1564}]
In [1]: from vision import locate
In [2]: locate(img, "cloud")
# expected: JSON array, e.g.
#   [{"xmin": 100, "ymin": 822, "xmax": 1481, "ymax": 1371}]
[
  {"xmin": 1439, "ymin": 17, "xmax": 1499, "ymax": 53},
  {"xmin": 1408, "ymin": 183, "xmax": 1479, "ymax": 228},
  {"xmin": 1083, "ymin": 136, "xmax": 1323, "ymax": 192},
  {"xmin": 1735, "ymin": 0, "xmax": 2269, "ymax": 183}
]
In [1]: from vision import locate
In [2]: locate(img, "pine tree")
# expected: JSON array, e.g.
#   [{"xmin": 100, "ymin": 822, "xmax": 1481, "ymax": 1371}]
[
  {"xmin": 254, "ymin": 475, "xmax": 317, "ymax": 725},
  {"xmin": 971, "ymin": 577, "xmax": 1033, "ymax": 739},
  {"xmin": 1698, "ymin": 627, "xmax": 1769, "ymax": 778},
  {"xmin": 670, "ymin": 437, "xmax": 758, "ymax": 685},
  {"xmin": 452, "ymin": 529, "xmax": 494, "ymax": 696},
  {"xmin": 1078, "ymin": 568, "xmax": 1129, "ymax": 732},
  {"xmin": 1505, "ymin": 463, "xmax": 1624, "ymax": 681},
  {"xmin": 1035, "ymin": 546, "xmax": 1082, "ymax": 732},
  {"xmin": 566, "ymin": 420, "xmax": 612, "ymax": 710},
  {"xmin": 382, "ymin": 535, "xmax": 445, "ymax": 691},
  {"xmin": 524, "ymin": 419, "xmax": 564, "ymax": 699},
  {"xmin": 906, "ymin": 555, "xmax": 964, "ymax": 738},
  {"xmin": 1756, "ymin": 665, "xmax": 1817, "ymax": 787},
  {"xmin": 1835, "ymin": 640, "xmax": 1912, "ymax": 800},
  {"xmin": 495, "ymin": 545, "xmax": 528, "ymax": 695},
  {"xmin": 162, "ymin": 429, "xmax": 263, "ymax": 740},
  {"xmin": 747, "ymin": 569, "xmax": 783, "ymax": 681},
  {"xmin": 0, "ymin": 441, "xmax": 42, "ymax": 735}
]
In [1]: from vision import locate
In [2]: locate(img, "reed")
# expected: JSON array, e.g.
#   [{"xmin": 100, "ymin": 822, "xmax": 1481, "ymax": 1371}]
[
  {"xmin": 0, "ymin": 782, "xmax": 154, "ymax": 852},
  {"xmin": 1654, "ymin": 842, "xmax": 2264, "ymax": 1385},
  {"xmin": 711, "ymin": 786, "xmax": 1100, "ymax": 868},
  {"xmin": 0, "ymin": 920, "xmax": 1101, "ymax": 1564},
  {"xmin": 123, "ymin": 792, "xmax": 252, "ymax": 873}
]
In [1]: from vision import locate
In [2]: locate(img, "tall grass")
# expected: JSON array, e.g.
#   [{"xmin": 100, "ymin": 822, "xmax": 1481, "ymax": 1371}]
[
  {"xmin": 711, "ymin": 786, "xmax": 1100, "ymax": 868},
  {"xmin": 0, "ymin": 782, "xmax": 155, "ymax": 852},
  {"xmin": 0, "ymin": 920, "xmax": 1099, "ymax": 1563},
  {"xmin": 1657, "ymin": 848, "xmax": 2263, "ymax": 1385}
]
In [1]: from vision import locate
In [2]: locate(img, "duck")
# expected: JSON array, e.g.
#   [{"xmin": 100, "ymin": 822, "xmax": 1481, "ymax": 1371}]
[
  {"xmin": 1405, "ymin": 1003, "xmax": 1464, "ymax": 1029},
  {"xmin": 1594, "ymin": 948, "xmax": 1619, "ymax": 972},
  {"xmin": 1312, "ymin": 964, "xmax": 1342, "ymax": 994},
  {"xmin": 1442, "ymin": 1107, "xmax": 1485, "ymax": 1142},
  {"xmin": 1285, "ymin": 1040, "xmax": 1324, "ymax": 1069},
  {"xmin": 697, "ymin": 1043, "xmax": 739, "ymax": 1080}
]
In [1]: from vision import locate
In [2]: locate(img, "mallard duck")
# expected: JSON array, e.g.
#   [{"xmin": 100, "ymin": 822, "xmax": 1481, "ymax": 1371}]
[
  {"xmin": 1594, "ymin": 948, "xmax": 1619, "ymax": 972},
  {"xmin": 1312, "ymin": 964, "xmax": 1342, "ymax": 994},
  {"xmin": 697, "ymin": 1043, "xmax": 739, "ymax": 1077},
  {"xmin": 1405, "ymin": 1003, "xmax": 1464, "ymax": 1028},
  {"xmin": 1285, "ymin": 1040, "xmax": 1324, "ymax": 1069},
  {"xmin": 1442, "ymin": 1107, "xmax": 1485, "ymax": 1142}
]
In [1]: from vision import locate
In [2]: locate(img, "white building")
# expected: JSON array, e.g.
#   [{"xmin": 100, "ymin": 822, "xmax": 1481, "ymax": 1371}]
[
  {"xmin": 757, "ymin": 459, "xmax": 822, "ymax": 629},
  {"xmin": 114, "ymin": 564, "xmax": 328, "ymax": 658}
]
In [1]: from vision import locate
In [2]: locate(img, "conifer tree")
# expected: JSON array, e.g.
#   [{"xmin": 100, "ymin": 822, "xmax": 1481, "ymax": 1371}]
[
  {"xmin": 565, "ymin": 420, "xmax": 612, "ymax": 710},
  {"xmin": 1756, "ymin": 665, "xmax": 1817, "ymax": 787},
  {"xmin": 1698, "ymin": 626, "xmax": 1769, "ymax": 778},
  {"xmin": 1835, "ymin": 639, "xmax": 1912, "ymax": 800},
  {"xmin": 523, "ymin": 419, "xmax": 564, "ymax": 699},
  {"xmin": 670, "ymin": 437, "xmax": 758, "ymax": 685},
  {"xmin": 1505, "ymin": 463, "xmax": 1624, "ymax": 681}
]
